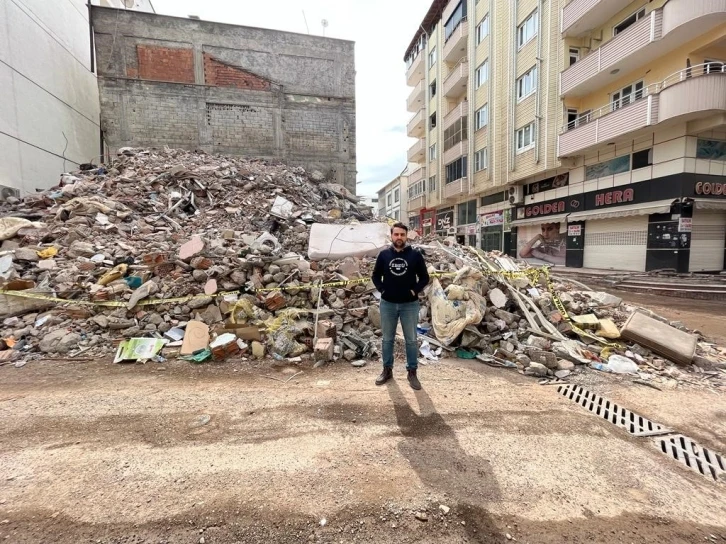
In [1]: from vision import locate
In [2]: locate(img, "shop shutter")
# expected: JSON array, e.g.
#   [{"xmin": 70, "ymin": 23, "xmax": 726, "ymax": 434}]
[
  {"xmin": 583, "ymin": 216, "xmax": 648, "ymax": 271},
  {"xmin": 689, "ymin": 210, "xmax": 726, "ymax": 272}
]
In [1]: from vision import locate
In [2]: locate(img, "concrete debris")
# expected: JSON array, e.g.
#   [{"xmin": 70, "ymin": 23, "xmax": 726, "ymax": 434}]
[{"xmin": 0, "ymin": 147, "xmax": 722, "ymax": 390}]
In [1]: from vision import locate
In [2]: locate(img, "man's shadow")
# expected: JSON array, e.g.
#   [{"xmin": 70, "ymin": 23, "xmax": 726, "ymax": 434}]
[{"xmin": 387, "ymin": 379, "xmax": 501, "ymax": 539}]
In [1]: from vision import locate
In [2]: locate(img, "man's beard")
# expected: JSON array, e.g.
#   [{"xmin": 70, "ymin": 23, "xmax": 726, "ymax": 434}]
[{"xmin": 393, "ymin": 240, "xmax": 405, "ymax": 247}]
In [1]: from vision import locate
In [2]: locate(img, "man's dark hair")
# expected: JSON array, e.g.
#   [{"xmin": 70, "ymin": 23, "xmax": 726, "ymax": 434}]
[{"xmin": 391, "ymin": 222, "xmax": 409, "ymax": 233}]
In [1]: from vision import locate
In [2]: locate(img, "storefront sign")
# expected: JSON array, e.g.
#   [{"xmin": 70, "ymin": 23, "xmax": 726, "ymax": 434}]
[
  {"xmin": 594, "ymin": 188, "xmax": 635, "ymax": 207},
  {"xmin": 678, "ymin": 217, "xmax": 693, "ymax": 232},
  {"xmin": 525, "ymin": 173, "xmax": 569, "ymax": 196},
  {"xmin": 567, "ymin": 225, "xmax": 582, "ymax": 237},
  {"xmin": 466, "ymin": 225, "xmax": 477, "ymax": 235},
  {"xmin": 695, "ymin": 181, "xmax": 726, "ymax": 196},
  {"xmin": 435, "ymin": 210, "xmax": 453, "ymax": 231},
  {"xmin": 422, "ymin": 218, "xmax": 433, "ymax": 228},
  {"xmin": 481, "ymin": 211, "xmax": 504, "ymax": 227},
  {"xmin": 516, "ymin": 195, "xmax": 584, "ymax": 220}
]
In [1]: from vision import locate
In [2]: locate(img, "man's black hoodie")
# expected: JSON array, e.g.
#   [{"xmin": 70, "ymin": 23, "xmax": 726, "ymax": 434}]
[{"xmin": 371, "ymin": 245, "xmax": 430, "ymax": 303}]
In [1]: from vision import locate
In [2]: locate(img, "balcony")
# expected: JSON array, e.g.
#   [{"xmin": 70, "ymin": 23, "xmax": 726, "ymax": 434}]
[
  {"xmin": 408, "ymin": 193, "xmax": 427, "ymax": 212},
  {"xmin": 443, "ymin": 59, "xmax": 468, "ymax": 98},
  {"xmin": 443, "ymin": 140, "xmax": 467, "ymax": 164},
  {"xmin": 443, "ymin": 19, "xmax": 468, "ymax": 63},
  {"xmin": 407, "ymin": 138, "xmax": 425, "ymax": 163},
  {"xmin": 407, "ymin": 80, "xmax": 426, "ymax": 113},
  {"xmin": 443, "ymin": 101, "xmax": 467, "ymax": 130},
  {"xmin": 409, "ymin": 166, "xmax": 426, "ymax": 185},
  {"xmin": 407, "ymin": 108, "xmax": 425, "ymax": 138},
  {"xmin": 444, "ymin": 177, "xmax": 470, "ymax": 200},
  {"xmin": 561, "ymin": 0, "xmax": 633, "ymax": 37},
  {"xmin": 558, "ymin": 65, "xmax": 726, "ymax": 157},
  {"xmin": 560, "ymin": 0, "xmax": 726, "ymax": 97},
  {"xmin": 406, "ymin": 51, "xmax": 425, "ymax": 87}
]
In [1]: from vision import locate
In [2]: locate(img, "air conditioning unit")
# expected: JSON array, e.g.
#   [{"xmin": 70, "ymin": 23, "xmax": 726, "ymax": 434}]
[
  {"xmin": 446, "ymin": 227, "xmax": 456, "ymax": 235},
  {"xmin": 508, "ymin": 185, "xmax": 524, "ymax": 205}
]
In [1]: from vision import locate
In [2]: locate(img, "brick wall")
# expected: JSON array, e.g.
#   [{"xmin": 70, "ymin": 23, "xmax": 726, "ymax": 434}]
[
  {"xmin": 283, "ymin": 108, "xmax": 339, "ymax": 153},
  {"xmin": 136, "ymin": 45, "xmax": 195, "ymax": 83},
  {"xmin": 203, "ymin": 54, "xmax": 270, "ymax": 91}
]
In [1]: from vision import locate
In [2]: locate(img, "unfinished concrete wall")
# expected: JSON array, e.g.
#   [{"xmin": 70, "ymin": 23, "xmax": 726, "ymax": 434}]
[{"xmin": 91, "ymin": 7, "xmax": 357, "ymax": 192}]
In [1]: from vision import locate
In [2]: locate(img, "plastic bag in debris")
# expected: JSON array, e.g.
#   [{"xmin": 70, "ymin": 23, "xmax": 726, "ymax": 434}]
[
  {"xmin": 445, "ymin": 284, "xmax": 467, "ymax": 301},
  {"xmin": 56, "ymin": 196, "xmax": 132, "ymax": 220},
  {"xmin": 272, "ymin": 329, "xmax": 307, "ymax": 358},
  {"xmin": 230, "ymin": 296, "xmax": 268, "ymax": 324},
  {"xmin": 252, "ymin": 232, "xmax": 282, "ymax": 254},
  {"xmin": 606, "ymin": 354, "xmax": 640, "ymax": 374},
  {"xmin": 263, "ymin": 308, "xmax": 309, "ymax": 333},
  {"xmin": 0, "ymin": 217, "xmax": 47, "ymax": 241},
  {"xmin": 429, "ymin": 278, "xmax": 485, "ymax": 346}
]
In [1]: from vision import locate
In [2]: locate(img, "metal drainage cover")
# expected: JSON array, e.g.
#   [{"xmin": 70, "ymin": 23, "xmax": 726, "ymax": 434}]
[
  {"xmin": 656, "ymin": 435, "xmax": 726, "ymax": 483},
  {"xmin": 557, "ymin": 384, "xmax": 671, "ymax": 437}
]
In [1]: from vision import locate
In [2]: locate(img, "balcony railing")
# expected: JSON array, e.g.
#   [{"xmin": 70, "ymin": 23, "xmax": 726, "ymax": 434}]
[
  {"xmin": 409, "ymin": 166, "xmax": 426, "ymax": 185},
  {"xmin": 407, "ymin": 138, "xmax": 425, "ymax": 162},
  {"xmin": 560, "ymin": 0, "xmax": 726, "ymax": 97},
  {"xmin": 406, "ymin": 50, "xmax": 425, "ymax": 87},
  {"xmin": 407, "ymin": 108, "xmax": 425, "ymax": 138},
  {"xmin": 444, "ymin": 101, "xmax": 467, "ymax": 130},
  {"xmin": 444, "ymin": 177, "xmax": 470, "ymax": 199},
  {"xmin": 443, "ymin": 139, "xmax": 467, "ymax": 164},
  {"xmin": 443, "ymin": 58, "xmax": 468, "ymax": 98},
  {"xmin": 443, "ymin": 18, "xmax": 468, "ymax": 63},
  {"xmin": 408, "ymin": 194, "xmax": 427, "ymax": 212},
  {"xmin": 407, "ymin": 80, "xmax": 426, "ymax": 113},
  {"xmin": 559, "ymin": 63, "xmax": 726, "ymax": 157},
  {"xmin": 561, "ymin": 0, "xmax": 633, "ymax": 37}
]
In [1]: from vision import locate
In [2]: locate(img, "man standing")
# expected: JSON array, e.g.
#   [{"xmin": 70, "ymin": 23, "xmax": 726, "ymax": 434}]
[{"xmin": 371, "ymin": 223, "xmax": 430, "ymax": 390}]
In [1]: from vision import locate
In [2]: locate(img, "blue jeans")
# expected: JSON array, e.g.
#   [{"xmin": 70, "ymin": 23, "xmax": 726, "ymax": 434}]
[{"xmin": 380, "ymin": 299, "xmax": 420, "ymax": 370}]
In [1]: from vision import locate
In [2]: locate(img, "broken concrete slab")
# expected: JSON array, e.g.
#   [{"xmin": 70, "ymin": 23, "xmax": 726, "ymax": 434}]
[{"xmin": 620, "ymin": 311, "xmax": 697, "ymax": 366}]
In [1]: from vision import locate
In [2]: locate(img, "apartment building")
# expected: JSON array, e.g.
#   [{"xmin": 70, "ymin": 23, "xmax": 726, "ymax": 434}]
[
  {"xmin": 403, "ymin": 0, "xmax": 726, "ymax": 272},
  {"xmin": 377, "ymin": 167, "xmax": 410, "ymax": 221}
]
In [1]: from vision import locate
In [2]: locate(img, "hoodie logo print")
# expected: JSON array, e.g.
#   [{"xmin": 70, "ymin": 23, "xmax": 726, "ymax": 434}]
[{"xmin": 389, "ymin": 258, "xmax": 408, "ymax": 277}]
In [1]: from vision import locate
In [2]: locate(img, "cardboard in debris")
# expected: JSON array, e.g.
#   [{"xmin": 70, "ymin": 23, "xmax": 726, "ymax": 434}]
[
  {"xmin": 596, "ymin": 318, "xmax": 621, "ymax": 339},
  {"xmin": 307, "ymin": 223, "xmax": 389, "ymax": 260},
  {"xmin": 180, "ymin": 320, "xmax": 210, "ymax": 355},
  {"xmin": 620, "ymin": 311, "xmax": 697, "ymax": 366},
  {"xmin": 113, "ymin": 338, "xmax": 166, "ymax": 363}
]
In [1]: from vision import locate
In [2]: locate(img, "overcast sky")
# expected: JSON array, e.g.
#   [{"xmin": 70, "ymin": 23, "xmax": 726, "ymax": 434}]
[{"xmin": 151, "ymin": 0, "xmax": 430, "ymax": 198}]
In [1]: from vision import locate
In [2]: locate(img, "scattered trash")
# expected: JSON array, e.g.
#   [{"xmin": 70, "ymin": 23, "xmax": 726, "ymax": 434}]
[
  {"xmin": 113, "ymin": 338, "xmax": 166, "ymax": 363},
  {"xmin": 606, "ymin": 354, "xmax": 640, "ymax": 374}
]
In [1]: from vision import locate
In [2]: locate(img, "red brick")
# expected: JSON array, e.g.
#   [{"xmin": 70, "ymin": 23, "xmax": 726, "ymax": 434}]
[
  {"xmin": 203, "ymin": 53, "xmax": 270, "ymax": 91},
  {"xmin": 137, "ymin": 45, "xmax": 195, "ymax": 83}
]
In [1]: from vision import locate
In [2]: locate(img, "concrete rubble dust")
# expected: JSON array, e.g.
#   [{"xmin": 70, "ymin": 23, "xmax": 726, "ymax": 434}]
[{"xmin": 0, "ymin": 147, "xmax": 724, "ymax": 390}]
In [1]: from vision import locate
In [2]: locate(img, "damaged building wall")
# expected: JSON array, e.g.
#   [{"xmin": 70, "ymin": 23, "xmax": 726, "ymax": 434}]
[{"xmin": 91, "ymin": 7, "xmax": 357, "ymax": 193}]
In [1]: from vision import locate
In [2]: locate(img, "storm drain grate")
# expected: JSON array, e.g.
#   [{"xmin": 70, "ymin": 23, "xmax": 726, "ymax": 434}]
[
  {"xmin": 655, "ymin": 435, "xmax": 726, "ymax": 483},
  {"xmin": 557, "ymin": 384, "xmax": 671, "ymax": 437}
]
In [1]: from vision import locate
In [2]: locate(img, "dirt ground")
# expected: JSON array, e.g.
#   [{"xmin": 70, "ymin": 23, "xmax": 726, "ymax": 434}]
[{"xmin": 1, "ymin": 292, "xmax": 725, "ymax": 544}]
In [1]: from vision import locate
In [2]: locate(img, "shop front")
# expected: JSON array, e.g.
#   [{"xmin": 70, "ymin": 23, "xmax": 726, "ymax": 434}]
[
  {"xmin": 480, "ymin": 211, "xmax": 504, "ymax": 252},
  {"xmin": 510, "ymin": 174, "xmax": 726, "ymax": 272},
  {"xmin": 435, "ymin": 207, "xmax": 454, "ymax": 237}
]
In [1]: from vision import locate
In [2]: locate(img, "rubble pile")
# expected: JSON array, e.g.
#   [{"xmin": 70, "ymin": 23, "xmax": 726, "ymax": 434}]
[{"xmin": 0, "ymin": 148, "xmax": 724, "ymax": 390}]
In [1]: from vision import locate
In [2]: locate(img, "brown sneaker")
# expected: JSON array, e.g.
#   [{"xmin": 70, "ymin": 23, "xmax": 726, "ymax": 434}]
[
  {"xmin": 407, "ymin": 369, "xmax": 421, "ymax": 390},
  {"xmin": 375, "ymin": 367, "xmax": 393, "ymax": 386}
]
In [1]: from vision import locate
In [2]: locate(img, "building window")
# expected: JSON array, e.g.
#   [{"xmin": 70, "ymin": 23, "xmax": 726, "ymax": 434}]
[
  {"xmin": 475, "ymin": 15, "xmax": 489, "ymax": 45},
  {"xmin": 585, "ymin": 155, "xmax": 630, "ymax": 180},
  {"xmin": 430, "ymin": 80, "xmax": 437, "ymax": 98},
  {"xmin": 444, "ymin": 116, "xmax": 468, "ymax": 151},
  {"xmin": 566, "ymin": 108, "xmax": 591, "ymax": 131},
  {"xmin": 409, "ymin": 181, "xmax": 425, "ymax": 199},
  {"xmin": 480, "ymin": 191, "xmax": 505, "ymax": 207},
  {"xmin": 515, "ymin": 123, "xmax": 535, "ymax": 153},
  {"xmin": 517, "ymin": 66, "xmax": 537, "ymax": 101},
  {"xmin": 632, "ymin": 148, "xmax": 653, "ymax": 170},
  {"xmin": 430, "ymin": 112, "xmax": 437, "ymax": 130},
  {"xmin": 475, "ymin": 104, "xmax": 488, "ymax": 131},
  {"xmin": 428, "ymin": 175, "xmax": 437, "ymax": 192},
  {"xmin": 517, "ymin": 10, "xmax": 538, "ymax": 49},
  {"xmin": 394, "ymin": 210, "xmax": 400, "ymax": 220},
  {"xmin": 444, "ymin": 1, "xmax": 467, "ymax": 42},
  {"xmin": 429, "ymin": 143, "xmax": 437, "ymax": 161},
  {"xmin": 611, "ymin": 81, "xmax": 644, "ymax": 110},
  {"xmin": 387, "ymin": 193, "xmax": 392, "ymax": 206},
  {"xmin": 445, "ymin": 156, "xmax": 468, "ymax": 184},
  {"xmin": 428, "ymin": 47, "xmax": 437, "ymax": 68},
  {"xmin": 475, "ymin": 60, "xmax": 489, "ymax": 88},
  {"xmin": 614, "ymin": 8, "xmax": 646, "ymax": 36},
  {"xmin": 569, "ymin": 47, "xmax": 579, "ymax": 67},
  {"xmin": 394, "ymin": 188, "xmax": 400, "ymax": 203},
  {"xmin": 474, "ymin": 148, "xmax": 488, "ymax": 172},
  {"xmin": 696, "ymin": 139, "xmax": 726, "ymax": 161},
  {"xmin": 457, "ymin": 199, "xmax": 478, "ymax": 225}
]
